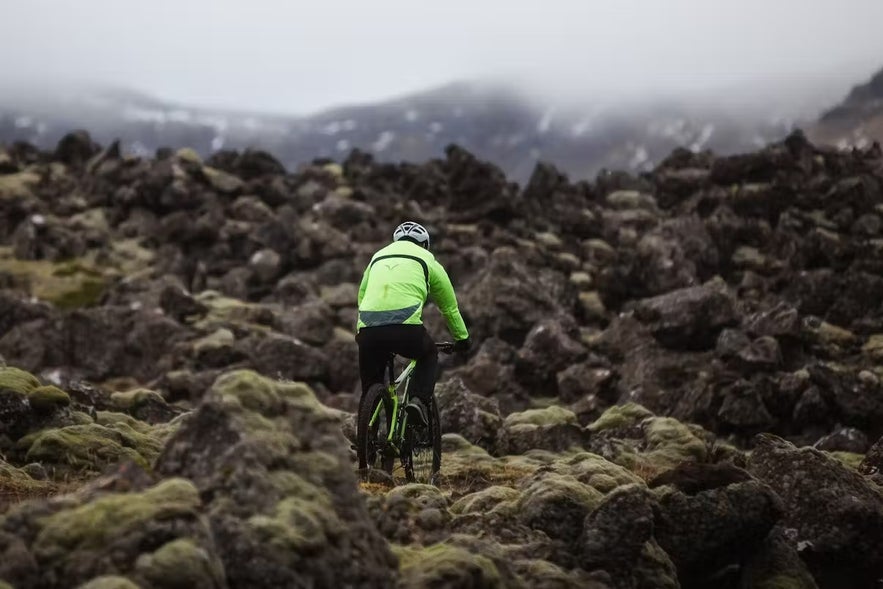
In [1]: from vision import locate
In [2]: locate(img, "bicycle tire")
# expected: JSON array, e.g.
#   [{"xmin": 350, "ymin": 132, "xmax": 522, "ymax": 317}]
[
  {"xmin": 357, "ymin": 383, "xmax": 395, "ymax": 477},
  {"xmin": 403, "ymin": 395, "xmax": 442, "ymax": 485}
]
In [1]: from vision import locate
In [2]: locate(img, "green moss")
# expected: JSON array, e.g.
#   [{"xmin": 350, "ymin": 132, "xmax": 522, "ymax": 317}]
[
  {"xmin": 0, "ymin": 366, "xmax": 41, "ymax": 395},
  {"xmin": 175, "ymin": 147, "xmax": 202, "ymax": 164},
  {"xmin": 587, "ymin": 403, "xmax": 654, "ymax": 433},
  {"xmin": 504, "ymin": 405, "xmax": 578, "ymax": 428},
  {"xmin": 518, "ymin": 474, "xmax": 604, "ymax": 517},
  {"xmin": 202, "ymin": 166, "xmax": 244, "ymax": 194},
  {"xmin": 75, "ymin": 577, "xmax": 141, "ymax": 589},
  {"xmin": 34, "ymin": 479, "xmax": 200, "ymax": 560},
  {"xmin": 135, "ymin": 538, "xmax": 224, "ymax": 588},
  {"xmin": 193, "ymin": 290, "xmax": 276, "ymax": 329},
  {"xmin": 247, "ymin": 494, "xmax": 344, "ymax": 554},
  {"xmin": 0, "ymin": 581, "xmax": 14, "ymax": 589},
  {"xmin": 828, "ymin": 451, "xmax": 864, "ymax": 470},
  {"xmin": 642, "ymin": 416, "xmax": 709, "ymax": 465},
  {"xmin": 21, "ymin": 422, "xmax": 165, "ymax": 470},
  {"xmin": 562, "ymin": 452, "xmax": 644, "ymax": 491},
  {"xmin": 192, "ymin": 328, "xmax": 235, "ymax": 355},
  {"xmin": 450, "ymin": 486, "xmax": 520, "ymax": 515},
  {"xmin": 0, "ymin": 170, "xmax": 39, "ymax": 199},
  {"xmin": 109, "ymin": 388, "xmax": 166, "ymax": 411},
  {"xmin": 396, "ymin": 542, "xmax": 502, "ymax": 588},
  {"xmin": 0, "ymin": 457, "xmax": 53, "ymax": 497},
  {"xmin": 212, "ymin": 369, "xmax": 320, "ymax": 416},
  {"xmin": 0, "ymin": 250, "xmax": 106, "ymax": 310},
  {"xmin": 95, "ymin": 411, "xmax": 152, "ymax": 433},
  {"xmin": 514, "ymin": 559, "xmax": 584, "ymax": 587},
  {"xmin": 387, "ymin": 483, "xmax": 448, "ymax": 511},
  {"xmin": 28, "ymin": 385, "xmax": 71, "ymax": 413}
]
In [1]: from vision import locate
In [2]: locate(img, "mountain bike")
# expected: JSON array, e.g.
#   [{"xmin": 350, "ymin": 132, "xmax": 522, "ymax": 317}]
[{"xmin": 357, "ymin": 342, "xmax": 453, "ymax": 485}]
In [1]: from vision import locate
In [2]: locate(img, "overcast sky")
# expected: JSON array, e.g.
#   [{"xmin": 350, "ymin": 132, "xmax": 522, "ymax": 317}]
[{"xmin": 3, "ymin": 0, "xmax": 883, "ymax": 115}]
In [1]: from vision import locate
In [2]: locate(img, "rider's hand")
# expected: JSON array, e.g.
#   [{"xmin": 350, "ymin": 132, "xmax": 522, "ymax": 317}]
[{"xmin": 452, "ymin": 337, "xmax": 472, "ymax": 354}]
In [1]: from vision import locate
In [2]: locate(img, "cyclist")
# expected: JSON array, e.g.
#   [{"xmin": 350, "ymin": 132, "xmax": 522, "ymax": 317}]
[{"xmin": 356, "ymin": 221, "xmax": 471, "ymax": 427}]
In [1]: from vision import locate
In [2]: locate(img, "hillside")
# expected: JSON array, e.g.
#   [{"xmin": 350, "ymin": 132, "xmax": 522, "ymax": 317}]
[
  {"xmin": 812, "ymin": 65, "xmax": 883, "ymax": 148},
  {"xmin": 1, "ymin": 129, "xmax": 883, "ymax": 587},
  {"xmin": 0, "ymin": 78, "xmax": 829, "ymax": 184}
]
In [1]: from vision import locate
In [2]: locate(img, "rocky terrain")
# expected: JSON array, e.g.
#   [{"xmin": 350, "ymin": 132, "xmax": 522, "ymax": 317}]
[{"xmin": 1, "ymin": 128, "xmax": 883, "ymax": 588}]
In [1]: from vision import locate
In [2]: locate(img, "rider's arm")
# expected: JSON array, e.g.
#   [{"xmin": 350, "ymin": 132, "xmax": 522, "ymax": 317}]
[
  {"xmin": 428, "ymin": 260, "xmax": 469, "ymax": 341},
  {"xmin": 357, "ymin": 265, "xmax": 370, "ymax": 306}
]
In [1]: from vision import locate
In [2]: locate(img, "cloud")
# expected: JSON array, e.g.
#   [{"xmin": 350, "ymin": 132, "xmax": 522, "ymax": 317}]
[{"xmin": 2, "ymin": 0, "xmax": 883, "ymax": 114}]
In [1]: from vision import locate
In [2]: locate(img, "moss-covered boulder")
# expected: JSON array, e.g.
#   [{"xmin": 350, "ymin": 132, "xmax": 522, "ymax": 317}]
[
  {"xmin": 0, "ymin": 476, "xmax": 222, "ymax": 589},
  {"xmin": 155, "ymin": 369, "xmax": 396, "ymax": 588},
  {"xmin": 18, "ymin": 420, "xmax": 170, "ymax": 472},
  {"xmin": 497, "ymin": 406, "xmax": 586, "ymax": 456},
  {"xmin": 368, "ymin": 484, "xmax": 452, "ymax": 544},
  {"xmin": 0, "ymin": 250, "xmax": 106, "ymax": 310},
  {"xmin": 109, "ymin": 388, "xmax": 181, "ymax": 424},
  {"xmin": 517, "ymin": 473, "xmax": 604, "ymax": 542},
  {"xmin": 27, "ymin": 386, "xmax": 70, "ymax": 414},
  {"xmin": 76, "ymin": 576, "xmax": 141, "ymax": 589},
  {"xmin": 396, "ymin": 541, "xmax": 503, "ymax": 589},
  {"xmin": 587, "ymin": 404, "xmax": 712, "ymax": 477}
]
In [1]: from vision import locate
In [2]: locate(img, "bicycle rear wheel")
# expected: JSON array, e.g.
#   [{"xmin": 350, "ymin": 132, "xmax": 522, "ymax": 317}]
[
  {"xmin": 403, "ymin": 395, "xmax": 442, "ymax": 485},
  {"xmin": 357, "ymin": 383, "xmax": 395, "ymax": 478}
]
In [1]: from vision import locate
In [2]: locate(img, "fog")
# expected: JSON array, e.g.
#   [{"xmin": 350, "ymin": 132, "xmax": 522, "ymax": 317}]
[{"xmin": 2, "ymin": 0, "xmax": 883, "ymax": 114}]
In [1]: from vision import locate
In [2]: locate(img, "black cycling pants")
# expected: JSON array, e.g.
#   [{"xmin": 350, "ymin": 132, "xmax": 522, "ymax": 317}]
[{"xmin": 356, "ymin": 324, "xmax": 438, "ymax": 406}]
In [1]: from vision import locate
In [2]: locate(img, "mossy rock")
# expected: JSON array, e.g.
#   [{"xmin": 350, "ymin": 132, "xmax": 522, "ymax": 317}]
[
  {"xmin": 587, "ymin": 403, "xmax": 654, "ymax": 433},
  {"xmin": 0, "ymin": 250, "xmax": 106, "ymax": 309},
  {"xmin": 33, "ymin": 478, "xmax": 201, "ymax": 561},
  {"xmin": 0, "ymin": 365, "xmax": 41, "ymax": 395},
  {"xmin": 516, "ymin": 474, "xmax": 604, "ymax": 541},
  {"xmin": 561, "ymin": 452, "xmax": 644, "ymax": 491},
  {"xmin": 0, "ymin": 170, "xmax": 40, "ymax": 199},
  {"xmin": 20, "ymin": 421, "xmax": 166, "ymax": 470},
  {"xmin": 76, "ymin": 576, "xmax": 142, "ymax": 589},
  {"xmin": 176, "ymin": 147, "xmax": 202, "ymax": 164},
  {"xmin": 211, "ymin": 369, "xmax": 320, "ymax": 415},
  {"xmin": 110, "ymin": 389, "xmax": 166, "ymax": 411},
  {"xmin": 396, "ymin": 542, "xmax": 502, "ymax": 588},
  {"xmin": 450, "ymin": 485, "xmax": 520, "ymax": 515},
  {"xmin": 387, "ymin": 483, "xmax": 449, "ymax": 511},
  {"xmin": 504, "ymin": 405, "xmax": 578, "ymax": 428},
  {"xmin": 28, "ymin": 385, "xmax": 71, "ymax": 413},
  {"xmin": 193, "ymin": 290, "xmax": 276, "ymax": 328},
  {"xmin": 0, "ymin": 457, "xmax": 54, "ymax": 500},
  {"xmin": 828, "ymin": 451, "xmax": 864, "ymax": 470},
  {"xmin": 247, "ymin": 493, "xmax": 345, "ymax": 553},
  {"xmin": 202, "ymin": 166, "xmax": 244, "ymax": 194},
  {"xmin": 642, "ymin": 416, "xmax": 709, "ymax": 466},
  {"xmin": 192, "ymin": 328, "xmax": 235, "ymax": 354},
  {"xmin": 135, "ymin": 537, "xmax": 225, "ymax": 588}
]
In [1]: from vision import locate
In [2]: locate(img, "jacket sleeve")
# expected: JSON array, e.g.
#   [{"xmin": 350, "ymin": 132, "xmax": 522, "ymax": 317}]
[
  {"xmin": 357, "ymin": 265, "xmax": 370, "ymax": 307},
  {"xmin": 428, "ymin": 259, "xmax": 469, "ymax": 341}
]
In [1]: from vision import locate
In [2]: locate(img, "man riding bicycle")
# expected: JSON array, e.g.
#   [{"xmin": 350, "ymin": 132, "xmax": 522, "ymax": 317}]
[{"xmin": 356, "ymin": 221, "xmax": 470, "ymax": 427}]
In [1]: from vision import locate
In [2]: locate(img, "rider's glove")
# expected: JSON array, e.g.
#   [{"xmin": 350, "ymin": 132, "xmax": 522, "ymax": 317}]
[{"xmin": 452, "ymin": 337, "xmax": 472, "ymax": 354}]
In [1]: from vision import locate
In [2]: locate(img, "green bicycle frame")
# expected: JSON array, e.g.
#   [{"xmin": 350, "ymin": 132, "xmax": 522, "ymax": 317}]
[{"xmin": 368, "ymin": 358, "xmax": 418, "ymax": 446}]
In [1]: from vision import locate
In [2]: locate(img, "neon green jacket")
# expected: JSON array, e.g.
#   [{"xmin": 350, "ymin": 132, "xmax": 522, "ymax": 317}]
[{"xmin": 357, "ymin": 240, "xmax": 469, "ymax": 341}]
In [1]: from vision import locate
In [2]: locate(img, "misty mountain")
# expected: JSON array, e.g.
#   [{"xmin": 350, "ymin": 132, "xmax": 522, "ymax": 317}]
[
  {"xmin": 0, "ymin": 78, "xmax": 837, "ymax": 182},
  {"xmin": 811, "ymin": 65, "xmax": 883, "ymax": 149}
]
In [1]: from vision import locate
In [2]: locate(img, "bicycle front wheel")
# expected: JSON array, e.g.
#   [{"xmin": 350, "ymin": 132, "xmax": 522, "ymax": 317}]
[
  {"xmin": 403, "ymin": 395, "xmax": 442, "ymax": 485},
  {"xmin": 357, "ymin": 383, "xmax": 395, "ymax": 478}
]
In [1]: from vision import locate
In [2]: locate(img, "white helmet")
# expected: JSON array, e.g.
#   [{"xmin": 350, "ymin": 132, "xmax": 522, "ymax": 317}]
[{"xmin": 393, "ymin": 221, "xmax": 431, "ymax": 249}]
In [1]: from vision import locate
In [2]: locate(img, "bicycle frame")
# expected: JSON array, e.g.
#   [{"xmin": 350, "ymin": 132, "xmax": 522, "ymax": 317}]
[{"xmin": 368, "ymin": 356, "xmax": 417, "ymax": 447}]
